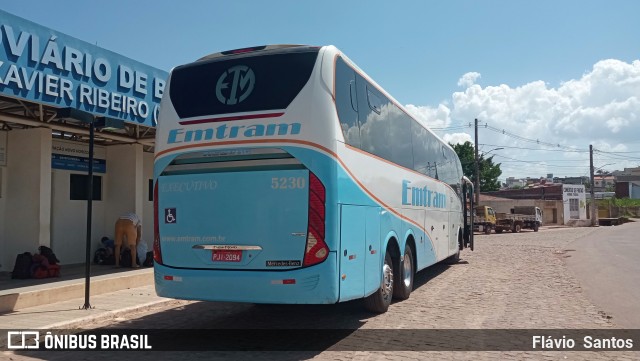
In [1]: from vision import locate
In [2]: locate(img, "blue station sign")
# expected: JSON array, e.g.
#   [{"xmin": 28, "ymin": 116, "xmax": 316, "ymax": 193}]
[{"xmin": 0, "ymin": 10, "xmax": 168, "ymax": 127}]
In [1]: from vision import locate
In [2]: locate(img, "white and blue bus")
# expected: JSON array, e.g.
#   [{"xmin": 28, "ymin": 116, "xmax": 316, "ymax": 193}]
[{"xmin": 153, "ymin": 45, "xmax": 474, "ymax": 313}]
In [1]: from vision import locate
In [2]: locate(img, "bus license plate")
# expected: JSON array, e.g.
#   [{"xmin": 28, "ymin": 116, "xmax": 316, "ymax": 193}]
[{"xmin": 212, "ymin": 250, "xmax": 242, "ymax": 262}]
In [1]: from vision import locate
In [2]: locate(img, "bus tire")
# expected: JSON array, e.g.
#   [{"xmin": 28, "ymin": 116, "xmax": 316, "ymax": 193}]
[
  {"xmin": 364, "ymin": 252, "xmax": 394, "ymax": 313},
  {"xmin": 393, "ymin": 246, "xmax": 414, "ymax": 300},
  {"xmin": 495, "ymin": 228, "xmax": 503, "ymax": 234},
  {"xmin": 445, "ymin": 248, "xmax": 460, "ymax": 264},
  {"xmin": 484, "ymin": 225, "xmax": 492, "ymax": 234},
  {"xmin": 534, "ymin": 223, "xmax": 539, "ymax": 232}
]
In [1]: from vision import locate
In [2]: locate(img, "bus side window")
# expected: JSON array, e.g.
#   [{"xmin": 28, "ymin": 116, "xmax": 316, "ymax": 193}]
[
  {"xmin": 388, "ymin": 103, "xmax": 414, "ymax": 170},
  {"xmin": 358, "ymin": 81, "xmax": 391, "ymax": 161},
  {"xmin": 411, "ymin": 121, "xmax": 439, "ymax": 178},
  {"xmin": 335, "ymin": 57, "xmax": 361, "ymax": 148}
]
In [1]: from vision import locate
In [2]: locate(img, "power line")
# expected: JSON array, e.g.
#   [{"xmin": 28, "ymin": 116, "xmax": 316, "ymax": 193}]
[
  {"xmin": 594, "ymin": 149, "xmax": 640, "ymax": 161},
  {"xmin": 492, "ymin": 154, "xmax": 589, "ymax": 168},
  {"xmin": 480, "ymin": 123, "xmax": 583, "ymax": 152},
  {"xmin": 479, "ymin": 143, "xmax": 588, "ymax": 153}
]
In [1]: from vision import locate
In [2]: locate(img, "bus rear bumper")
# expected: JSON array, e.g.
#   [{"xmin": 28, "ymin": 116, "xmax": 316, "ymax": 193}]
[{"xmin": 154, "ymin": 255, "xmax": 339, "ymax": 304}]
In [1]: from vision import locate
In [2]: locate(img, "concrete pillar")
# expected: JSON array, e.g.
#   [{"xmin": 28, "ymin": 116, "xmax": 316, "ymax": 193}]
[
  {"xmin": 105, "ymin": 144, "xmax": 144, "ymax": 237},
  {"xmin": 5, "ymin": 128, "xmax": 52, "ymax": 269}
]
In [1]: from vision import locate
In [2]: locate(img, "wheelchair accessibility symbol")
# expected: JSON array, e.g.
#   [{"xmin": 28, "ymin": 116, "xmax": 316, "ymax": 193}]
[{"xmin": 165, "ymin": 208, "xmax": 177, "ymax": 224}]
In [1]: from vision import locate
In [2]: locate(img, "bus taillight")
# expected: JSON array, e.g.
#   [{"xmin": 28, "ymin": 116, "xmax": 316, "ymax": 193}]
[
  {"xmin": 153, "ymin": 181, "xmax": 163, "ymax": 265},
  {"xmin": 303, "ymin": 172, "xmax": 328, "ymax": 266}
]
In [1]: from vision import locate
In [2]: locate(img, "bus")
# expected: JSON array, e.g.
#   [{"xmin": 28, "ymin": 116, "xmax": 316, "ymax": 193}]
[{"xmin": 153, "ymin": 45, "xmax": 474, "ymax": 313}]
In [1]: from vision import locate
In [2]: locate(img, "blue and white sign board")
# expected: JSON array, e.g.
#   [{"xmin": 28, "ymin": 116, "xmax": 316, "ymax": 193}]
[
  {"xmin": 0, "ymin": 10, "xmax": 168, "ymax": 127},
  {"xmin": 51, "ymin": 139, "xmax": 106, "ymax": 173}
]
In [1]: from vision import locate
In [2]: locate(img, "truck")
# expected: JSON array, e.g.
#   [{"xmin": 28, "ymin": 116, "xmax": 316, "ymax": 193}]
[
  {"xmin": 495, "ymin": 206, "xmax": 543, "ymax": 233},
  {"xmin": 474, "ymin": 205, "xmax": 543, "ymax": 234},
  {"xmin": 473, "ymin": 205, "xmax": 496, "ymax": 234}
]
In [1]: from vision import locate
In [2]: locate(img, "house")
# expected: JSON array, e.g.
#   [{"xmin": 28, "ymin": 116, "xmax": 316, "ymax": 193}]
[{"xmin": 613, "ymin": 167, "xmax": 640, "ymax": 199}]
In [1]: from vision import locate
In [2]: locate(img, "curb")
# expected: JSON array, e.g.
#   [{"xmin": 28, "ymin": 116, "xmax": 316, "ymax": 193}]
[
  {"xmin": 41, "ymin": 298, "xmax": 183, "ymax": 329},
  {"xmin": 0, "ymin": 269, "xmax": 153, "ymax": 313}
]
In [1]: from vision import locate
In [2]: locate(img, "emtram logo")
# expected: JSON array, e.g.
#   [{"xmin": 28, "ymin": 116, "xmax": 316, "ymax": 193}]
[{"xmin": 215, "ymin": 65, "xmax": 255, "ymax": 105}]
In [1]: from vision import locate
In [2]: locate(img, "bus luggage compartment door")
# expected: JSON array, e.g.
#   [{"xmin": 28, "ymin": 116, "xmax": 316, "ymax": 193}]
[
  {"xmin": 339, "ymin": 205, "xmax": 381, "ymax": 302},
  {"xmin": 157, "ymin": 169, "xmax": 309, "ymax": 270}
]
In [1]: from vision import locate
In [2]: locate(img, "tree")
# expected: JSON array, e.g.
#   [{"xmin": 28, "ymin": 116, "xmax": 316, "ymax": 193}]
[{"xmin": 451, "ymin": 141, "xmax": 503, "ymax": 192}]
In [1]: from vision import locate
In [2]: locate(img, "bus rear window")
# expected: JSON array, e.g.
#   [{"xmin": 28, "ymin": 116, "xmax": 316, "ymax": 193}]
[{"xmin": 169, "ymin": 50, "xmax": 320, "ymax": 119}]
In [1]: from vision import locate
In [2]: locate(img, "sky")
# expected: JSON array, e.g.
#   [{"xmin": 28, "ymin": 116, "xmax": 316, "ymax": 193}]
[{"xmin": 2, "ymin": 0, "xmax": 640, "ymax": 181}]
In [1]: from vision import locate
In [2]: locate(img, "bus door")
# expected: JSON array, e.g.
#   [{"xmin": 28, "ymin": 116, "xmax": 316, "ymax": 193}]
[
  {"xmin": 339, "ymin": 205, "xmax": 366, "ymax": 301},
  {"xmin": 339, "ymin": 205, "xmax": 382, "ymax": 301},
  {"xmin": 462, "ymin": 179, "xmax": 474, "ymax": 251}
]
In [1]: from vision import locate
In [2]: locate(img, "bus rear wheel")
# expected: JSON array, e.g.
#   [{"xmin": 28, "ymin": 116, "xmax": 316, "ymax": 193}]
[
  {"xmin": 364, "ymin": 252, "xmax": 394, "ymax": 313},
  {"xmin": 393, "ymin": 246, "xmax": 414, "ymax": 300}
]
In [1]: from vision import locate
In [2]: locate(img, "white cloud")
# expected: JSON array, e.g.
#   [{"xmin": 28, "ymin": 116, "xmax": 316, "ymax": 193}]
[
  {"xmin": 457, "ymin": 72, "xmax": 481, "ymax": 88},
  {"xmin": 443, "ymin": 132, "xmax": 472, "ymax": 145},
  {"xmin": 404, "ymin": 103, "xmax": 452, "ymax": 129},
  {"xmin": 415, "ymin": 59, "xmax": 640, "ymax": 179}
]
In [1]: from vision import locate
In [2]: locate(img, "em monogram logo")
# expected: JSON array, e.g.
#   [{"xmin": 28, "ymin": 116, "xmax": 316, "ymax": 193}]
[{"xmin": 215, "ymin": 65, "xmax": 255, "ymax": 105}]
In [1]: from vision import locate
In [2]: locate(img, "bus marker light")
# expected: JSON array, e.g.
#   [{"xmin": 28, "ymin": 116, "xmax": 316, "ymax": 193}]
[
  {"xmin": 341, "ymin": 274, "xmax": 346, "ymax": 280},
  {"xmin": 348, "ymin": 255, "xmax": 356, "ymax": 260},
  {"xmin": 271, "ymin": 279, "xmax": 296, "ymax": 285},
  {"xmin": 370, "ymin": 250, "xmax": 377, "ymax": 255},
  {"xmin": 164, "ymin": 276, "xmax": 182, "ymax": 282}
]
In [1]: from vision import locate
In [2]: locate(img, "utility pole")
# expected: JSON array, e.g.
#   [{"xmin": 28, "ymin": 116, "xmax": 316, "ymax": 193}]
[
  {"xmin": 589, "ymin": 145, "xmax": 597, "ymax": 226},
  {"xmin": 474, "ymin": 118, "xmax": 480, "ymax": 205}
]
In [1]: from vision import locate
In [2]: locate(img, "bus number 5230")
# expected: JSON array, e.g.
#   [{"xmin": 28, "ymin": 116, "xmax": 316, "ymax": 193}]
[{"xmin": 271, "ymin": 177, "xmax": 306, "ymax": 189}]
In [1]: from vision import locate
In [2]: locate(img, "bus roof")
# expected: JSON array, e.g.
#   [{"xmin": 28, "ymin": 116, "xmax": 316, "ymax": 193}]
[{"xmin": 197, "ymin": 44, "xmax": 318, "ymax": 62}]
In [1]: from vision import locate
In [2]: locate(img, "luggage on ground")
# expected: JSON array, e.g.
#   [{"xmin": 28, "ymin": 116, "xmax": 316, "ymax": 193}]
[{"xmin": 11, "ymin": 252, "xmax": 33, "ymax": 279}]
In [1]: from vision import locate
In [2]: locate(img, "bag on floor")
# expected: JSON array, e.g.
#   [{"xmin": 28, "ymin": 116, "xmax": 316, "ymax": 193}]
[
  {"xmin": 94, "ymin": 248, "xmax": 106, "ymax": 264},
  {"xmin": 32, "ymin": 265, "xmax": 48, "ymax": 279},
  {"xmin": 120, "ymin": 248, "xmax": 137, "ymax": 267},
  {"xmin": 39, "ymin": 245, "xmax": 60, "ymax": 265},
  {"xmin": 47, "ymin": 264, "xmax": 61, "ymax": 277},
  {"xmin": 11, "ymin": 252, "xmax": 33, "ymax": 279},
  {"xmin": 31, "ymin": 264, "xmax": 60, "ymax": 279},
  {"xmin": 143, "ymin": 251, "xmax": 154, "ymax": 267}
]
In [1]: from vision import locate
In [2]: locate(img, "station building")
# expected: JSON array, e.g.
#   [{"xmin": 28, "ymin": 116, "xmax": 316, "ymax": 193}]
[{"xmin": 0, "ymin": 10, "xmax": 168, "ymax": 271}]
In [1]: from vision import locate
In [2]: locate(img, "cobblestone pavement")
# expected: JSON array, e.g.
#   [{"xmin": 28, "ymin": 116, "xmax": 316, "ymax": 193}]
[{"xmin": 5, "ymin": 227, "xmax": 638, "ymax": 360}]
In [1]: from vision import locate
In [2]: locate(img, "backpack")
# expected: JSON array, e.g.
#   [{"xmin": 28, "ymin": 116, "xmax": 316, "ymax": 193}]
[
  {"xmin": 11, "ymin": 252, "xmax": 33, "ymax": 279},
  {"xmin": 103, "ymin": 253, "xmax": 115, "ymax": 265},
  {"xmin": 30, "ymin": 254, "xmax": 49, "ymax": 278},
  {"xmin": 121, "ymin": 248, "xmax": 133, "ymax": 267},
  {"xmin": 47, "ymin": 264, "xmax": 61, "ymax": 277},
  {"xmin": 94, "ymin": 248, "xmax": 107, "ymax": 264},
  {"xmin": 143, "ymin": 251, "xmax": 154, "ymax": 267},
  {"xmin": 39, "ymin": 245, "xmax": 60, "ymax": 265},
  {"xmin": 32, "ymin": 265, "xmax": 49, "ymax": 279},
  {"xmin": 31, "ymin": 264, "xmax": 60, "ymax": 279}
]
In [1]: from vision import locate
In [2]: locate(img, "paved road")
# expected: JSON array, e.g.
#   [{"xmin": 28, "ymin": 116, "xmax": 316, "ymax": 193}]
[
  {"xmin": 565, "ymin": 219, "xmax": 640, "ymax": 328},
  {"xmin": 7, "ymin": 226, "xmax": 638, "ymax": 360}
]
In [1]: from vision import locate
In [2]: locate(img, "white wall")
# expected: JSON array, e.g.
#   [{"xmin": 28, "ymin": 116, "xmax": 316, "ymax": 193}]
[
  {"xmin": 4, "ymin": 128, "xmax": 52, "ymax": 270},
  {"xmin": 104, "ymin": 143, "xmax": 144, "ymax": 239},
  {"xmin": 50, "ymin": 140, "xmax": 108, "ymax": 264},
  {"xmin": 562, "ymin": 184, "xmax": 587, "ymax": 224},
  {"xmin": 50, "ymin": 169, "xmax": 107, "ymax": 264}
]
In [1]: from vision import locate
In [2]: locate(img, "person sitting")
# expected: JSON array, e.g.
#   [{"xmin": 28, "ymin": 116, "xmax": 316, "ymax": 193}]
[{"xmin": 101, "ymin": 236, "xmax": 115, "ymax": 257}]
